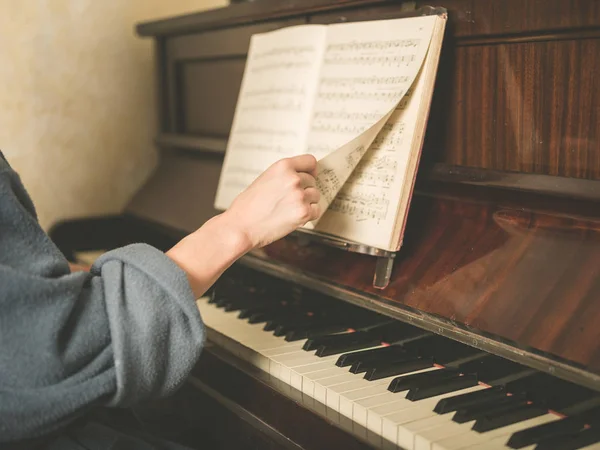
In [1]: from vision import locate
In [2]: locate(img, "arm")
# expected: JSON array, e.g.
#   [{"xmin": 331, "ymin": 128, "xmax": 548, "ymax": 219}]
[
  {"xmin": 0, "ymin": 152, "xmax": 319, "ymax": 443},
  {"xmin": 166, "ymin": 154, "xmax": 320, "ymax": 298}
]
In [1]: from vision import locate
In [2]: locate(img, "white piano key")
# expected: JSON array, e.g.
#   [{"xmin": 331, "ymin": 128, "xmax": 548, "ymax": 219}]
[
  {"xmin": 377, "ymin": 386, "xmax": 484, "ymax": 448},
  {"xmin": 197, "ymin": 297, "xmax": 575, "ymax": 450}
]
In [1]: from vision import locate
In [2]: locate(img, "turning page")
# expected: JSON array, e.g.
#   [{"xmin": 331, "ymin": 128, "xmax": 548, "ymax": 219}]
[{"xmin": 304, "ymin": 16, "xmax": 437, "ymax": 227}]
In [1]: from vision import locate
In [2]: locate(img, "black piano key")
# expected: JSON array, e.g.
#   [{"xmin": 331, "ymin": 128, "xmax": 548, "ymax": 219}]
[
  {"xmin": 365, "ymin": 357, "xmax": 433, "ymax": 381},
  {"xmin": 507, "ymin": 405, "xmax": 600, "ymax": 448},
  {"xmin": 224, "ymin": 297, "xmax": 274, "ymax": 312},
  {"xmin": 507, "ymin": 415, "xmax": 588, "ymax": 449},
  {"xmin": 315, "ymin": 334, "xmax": 382, "ymax": 357},
  {"xmin": 402, "ymin": 335, "xmax": 483, "ymax": 365},
  {"xmin": 452, "ymin": 396, "xmax": 526, "ymax": 424},
  {"xmin": 303, "ymin": 330, "xmax": 372, "ymax": 352},
  {"xmin": 273, "ymin": 316, "xmax": 332, "ymax": 336},
  {"xmin": 535, "ymin": 427, "xmax": 600, "ymax": 450},
  {"xmin": 238, "ymin": 304, "xmax": 275, "ymax": 320},
  {"xmin": 336, "ymin": 344, "xmax": 405, "ymax": 367},
  {"xmin": 434, "ymin": 386, "xmax": 507, "ymax": 414},
  {"xmin": 505, "ymin": 373, "xmax": 597, "ymax": 412},
  {"xmin": 285, "ymin": 324, "xmax": 348, "ymax": 341},
  {"xmin": 262, "ymin": 309, "xmax": 308, "ymax": 331},
  {"xmin": 349, "ymin": 352, "xmax": 414, "ymax": 374},
  {"xmin": 457, "ymin": 355, "xmax": 533, "ymax": 385},
  {"xmin": 388, "ymin": 368, "xmax": 457, "ymax": 393},
  {"xmin": 406, "ymin": 374, "xmax": 479, "ymax": 401},
  {"xmin": 472, "ymin": 402, "xmax": 547, "ymax": 432}
]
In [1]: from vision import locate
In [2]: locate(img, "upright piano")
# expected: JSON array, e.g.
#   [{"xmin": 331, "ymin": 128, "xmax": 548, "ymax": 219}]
[{"xmin": 49, "ymin": 0, "xmax": 600, "ymax": 448}]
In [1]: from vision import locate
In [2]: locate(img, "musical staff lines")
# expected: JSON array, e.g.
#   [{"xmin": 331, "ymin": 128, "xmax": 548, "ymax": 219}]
[
  {"xmin": 326, "ymin": 38, "xmax": 420, "ymax": 52},
  {"xmin": 316, "ymin": 90, "xmax": 405, "ymax": 102},
  {"xmin": 310, "ymin": 123, "xmax": 369, "ymax": 135},
  {"xmin": 372, "ymin": 121, "xmax": 406, "ymax": 148},
  {"xmin": 250, "ymin": 61, "xmax": 312, "ymax": 73},
  {"xmin": 313, "ymin": 110, "xmax": 385, "ymax": 122},
  {"xmin": 233, "ymin": 126, "xmax": 298, "ymax": 137},
  {"xmin": 230, "ymin": 142, "xmax": 295, "ymax": 155},
  {"xmin": 241, "ymin": 100, "xmax": 303, "ymax": 112},
  {"xmin": 252, "ymin": 45, "xmax": 316, "ymax": 60},
  {"xmin": 242, "ymin": 86, "xmax": 306, "ymax": 97},
  {"xmin": 316, "ymin": 168, "xmax": 342, "ymax": 204},
  {"xmin": 319, "ymin": 75, "xmax": 411, "ymax": 88},
  {"xmin": 329, "ymin": 191, "xmax": 390, "ymax": 223},
  {"xmin": 323, "ymin": 54, "xmax": 417, "ymax": 67}
]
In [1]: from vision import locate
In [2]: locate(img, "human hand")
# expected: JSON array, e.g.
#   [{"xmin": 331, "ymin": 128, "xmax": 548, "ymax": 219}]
[{"xmin": 224, "ymin": 154, "xmax": 321, "ymax": 248}]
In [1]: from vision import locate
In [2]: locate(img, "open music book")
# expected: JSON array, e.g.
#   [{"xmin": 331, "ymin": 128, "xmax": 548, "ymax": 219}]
[{"xmin": 215, "ymin": 12, "xmax": 447, "ymax": 252}]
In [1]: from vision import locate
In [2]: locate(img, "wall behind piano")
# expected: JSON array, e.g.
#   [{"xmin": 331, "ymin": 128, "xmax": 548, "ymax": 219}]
[{"xmin": 0, "ymin": 0, "xmax": 226, "ymax": 230}]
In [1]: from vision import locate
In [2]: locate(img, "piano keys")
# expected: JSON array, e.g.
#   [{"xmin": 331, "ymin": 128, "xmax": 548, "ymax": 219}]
[{"xmin": 192, "ymin": 267, "xmax": 600, "ymax": 450}]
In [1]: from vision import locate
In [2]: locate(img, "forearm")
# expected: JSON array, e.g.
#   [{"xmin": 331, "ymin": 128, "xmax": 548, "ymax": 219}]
[{"xmin": 166, "ymin": 212, "xmax": 253, "ymax": 298}]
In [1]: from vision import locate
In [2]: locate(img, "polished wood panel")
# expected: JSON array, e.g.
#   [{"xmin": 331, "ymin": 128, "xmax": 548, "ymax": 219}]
[
  {"xmin": 310, "ymin": 0, "xmax": 600, "ymax": 37},
  {"xmin": 427, "ymin": 164, "xmax": 600, "ymax": 201},
  {"xmin": 137, "ymin": 0, "xmax": 600, "ymax": 37},
  {"xmin": 166, "ymin": 20, "xmax": 304, "ymax": 59},
  {"xmin": 146, "ymin": 0, "xmax": 600, "ymax": 182},
  {"xmin": 429, "ymin": 38, "xmax": 600, "ymax": 179},
  {"xmin": 250, "ymin": 194, "xmax": 600, "ymax": 375}
]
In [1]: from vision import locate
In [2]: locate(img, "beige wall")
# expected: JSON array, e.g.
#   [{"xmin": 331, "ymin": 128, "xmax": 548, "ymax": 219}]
[{"xmin": 0, "ymin": 0, "xmax": 227, "ymax": 230}]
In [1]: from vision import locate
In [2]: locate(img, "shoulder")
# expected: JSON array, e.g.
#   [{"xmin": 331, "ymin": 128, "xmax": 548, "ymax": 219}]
[{"xmin": 0, "ymin": 150, "xmax": 12, "ymax": 172}]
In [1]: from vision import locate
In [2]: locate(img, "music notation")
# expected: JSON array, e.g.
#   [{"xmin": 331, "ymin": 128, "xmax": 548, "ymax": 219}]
[
  {"xmin": 312, "ymin": 110, "xmax": 383, "ymax": 122},
  {"xmin": 251, "ymin": 45, "xmax": 316, "ymax": 60},
  {"xmin": 372, "ymin": 121, "xmax": 405, "ymax": 148},
  {"xmin": 316, "ymin": 90, "xmax": 406, "ymax": 102},
  {"xmin": 326, "ymin": 38, "xmax": 421, "ymax": 52},
  {"xmin": 329, "ymin": 191, "xmax": 390, "ymax": 223},
  {"xmin": 316, "ymin": 168, "xmax": 342, "ymax": 204},
  {"xmin": 250, "ymin": 61, "xmax": 312, "ymax": 73},
  {"xmin": 323, "ymin": 54, "xmax": 417, "ymax": 67},
  {"xmin": 348, "ymin": 170, "xmax": 394, "ymax": 189},
  {"xmin": 319, "ymin": 75, "xmax": 411, "ymax": 87},
  {"xmin": 241, "ymin": 100, "xmax": 303, "ymax": 112},
  {"xmin": 234, "ymin": 126, "xmax": 298, "ymax": 137},
  {"xmin": 243, "ymin": 86, "xmax": 306, "ymax": 97},
  {"xmin": 310, "ymin": 123, "xmax": 369, "ymax": 135},
  {"xmin": 358, "ymin": 154, "xmax": 399, "ymax": 172},
  {"xmin": 345, "ymin": 146, "xmax": 365, "ymax": 170},
  {"xmin": 231, "ymin": 142, "xmax": 295, "ymax": 155}
]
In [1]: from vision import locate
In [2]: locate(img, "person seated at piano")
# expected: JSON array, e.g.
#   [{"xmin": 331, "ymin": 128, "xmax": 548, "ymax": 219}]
[{"xmin": 0, "ymin": 150, "xmax": 320, "ymax": 449}]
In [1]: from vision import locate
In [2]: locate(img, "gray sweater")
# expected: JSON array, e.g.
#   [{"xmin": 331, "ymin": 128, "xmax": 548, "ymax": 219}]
[{"xmin": 0, "ymin": 152, "xmax": 206, "ymax": 447}]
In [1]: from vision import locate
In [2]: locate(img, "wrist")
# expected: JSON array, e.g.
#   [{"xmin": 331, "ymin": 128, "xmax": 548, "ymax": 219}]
[
  {"xmin": 209, "ymin": 211, "xmax": 255, "ymax": 255},
  {"xmin": 166, "ymin": 213, "xmax": 253, "ymax": 298}
]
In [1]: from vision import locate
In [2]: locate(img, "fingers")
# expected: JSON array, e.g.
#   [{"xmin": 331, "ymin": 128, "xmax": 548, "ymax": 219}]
[
  {"xmin": 309, "ymin": 203, "xmax": 320, "ymax": 221},
  {"xmin": 304, "ymin": 187, "xmax": 320, "ymax": 204},
  {"xmin": 298, "ymin": 172, "xmax": 316, "ymax": 189},
  {"xmin": 288, "ymin": 154, "xmax": 317, "ymax": 176}
]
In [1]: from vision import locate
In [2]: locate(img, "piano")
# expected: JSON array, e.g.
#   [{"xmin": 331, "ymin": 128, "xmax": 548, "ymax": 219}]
[{"xmin": 49, "ymin": 0, "xmax": 600, "ymax": 448}]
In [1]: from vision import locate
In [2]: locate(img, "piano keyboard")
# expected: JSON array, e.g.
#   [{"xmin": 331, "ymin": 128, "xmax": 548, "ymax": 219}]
[{"xmin": 196, "ymin": 276, "xmax": 600, "ymax": 450}]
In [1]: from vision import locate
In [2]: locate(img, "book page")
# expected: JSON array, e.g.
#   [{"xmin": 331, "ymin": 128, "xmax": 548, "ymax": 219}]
[
  {"xmin": 313, "ymin": 70, "xmax": 428, "ymax": 248},
  {"xmin": 214, "ymin": 25, "xmax": 326, "ymax": 210},
  {"xmin": 313, "ymin": 15, "xmax": 445, "ymax": 249},
  {"xmin": 303, "ymin": 16, "xmax": 438, "ymax": 227}
]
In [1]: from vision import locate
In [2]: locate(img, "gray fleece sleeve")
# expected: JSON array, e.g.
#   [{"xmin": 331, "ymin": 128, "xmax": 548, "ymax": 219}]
[{"xmin": 0, "ymin": 153, "xmax": 205, "ymax": 443}]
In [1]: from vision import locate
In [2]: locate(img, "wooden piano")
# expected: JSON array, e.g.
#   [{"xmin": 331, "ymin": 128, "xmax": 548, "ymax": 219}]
[{"xmin": 49, "ymin": 0, "xmax": 600, "ymax": 448}]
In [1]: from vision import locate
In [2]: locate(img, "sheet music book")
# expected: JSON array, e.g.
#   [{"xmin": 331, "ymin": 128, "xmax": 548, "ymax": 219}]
[{"xmin": 215, "ymin": 13, "xmax": 447, "ymax": 252}]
